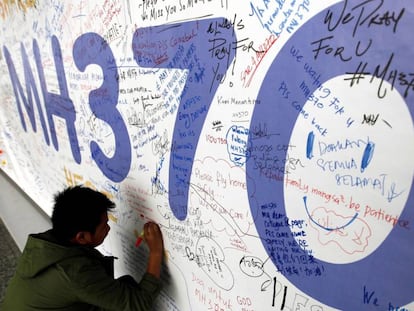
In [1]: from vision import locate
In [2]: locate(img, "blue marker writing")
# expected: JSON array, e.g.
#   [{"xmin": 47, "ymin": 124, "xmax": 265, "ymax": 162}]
[
  {"xmin": 361, "ymin": 141, "xmax": 375, "ymax": 173},
  {"xmin": 306, "ymin": 131, "xmax": 315, "ymax": 159}
]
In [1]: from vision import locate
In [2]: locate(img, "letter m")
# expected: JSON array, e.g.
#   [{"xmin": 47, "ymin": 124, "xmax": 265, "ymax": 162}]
[{"xmin": 3, "ymin": 43, "xmax": 49, "ymax": 144}]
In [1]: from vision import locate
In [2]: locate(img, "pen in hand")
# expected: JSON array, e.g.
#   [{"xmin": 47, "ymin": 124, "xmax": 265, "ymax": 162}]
[{"xmin": 135, "ymin": 230, "xmax": 145, "ymax": 247}]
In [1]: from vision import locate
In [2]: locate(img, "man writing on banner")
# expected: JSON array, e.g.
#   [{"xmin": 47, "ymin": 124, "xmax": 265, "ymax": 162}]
[{"xmin": 2, "ymin": 185, "xmax": 164, "ymax": 311}]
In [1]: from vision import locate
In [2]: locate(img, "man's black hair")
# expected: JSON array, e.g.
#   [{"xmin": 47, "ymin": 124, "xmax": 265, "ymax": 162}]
[{"xmin": 51, "ymin": 185, "xmax": 115, "ymax": 241}]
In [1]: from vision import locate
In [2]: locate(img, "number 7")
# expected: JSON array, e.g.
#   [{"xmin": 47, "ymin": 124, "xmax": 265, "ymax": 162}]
[{"xmin": 132, "ymin": 18, "xmax": 236, "ymax": 220}]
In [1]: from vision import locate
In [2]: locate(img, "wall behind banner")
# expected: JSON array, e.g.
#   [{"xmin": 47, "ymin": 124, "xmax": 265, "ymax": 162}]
[{"xmin": 1, "ymin": 0, "xmax": 413, "ymax": 310}]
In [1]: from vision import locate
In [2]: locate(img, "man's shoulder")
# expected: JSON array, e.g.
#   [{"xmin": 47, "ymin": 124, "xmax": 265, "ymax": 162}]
[{"xmin": 56, "ymin": 249, "xmax": 114, "ymax": 282}]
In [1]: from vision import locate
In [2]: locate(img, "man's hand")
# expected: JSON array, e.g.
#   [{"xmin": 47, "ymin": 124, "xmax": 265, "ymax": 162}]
[{"xmin": 143, "ymin": 222, "xmax": 164, "ymax": 278}]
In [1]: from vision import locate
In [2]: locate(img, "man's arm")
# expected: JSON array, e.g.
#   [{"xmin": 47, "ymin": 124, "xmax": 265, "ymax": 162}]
[
  {"xmin": 68, "ymin": 222, "xmax": 164, "ymax": 311},
  {"xmin": 143, "ymin": 222, "xmax": 164, "ymax": 278}
]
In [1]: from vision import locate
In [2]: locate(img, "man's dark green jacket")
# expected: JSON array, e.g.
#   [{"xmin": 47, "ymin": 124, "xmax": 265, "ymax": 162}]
[{"xmin": 2, "ymin": 230, "xmax": 162, "ymax": 310}]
